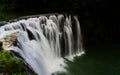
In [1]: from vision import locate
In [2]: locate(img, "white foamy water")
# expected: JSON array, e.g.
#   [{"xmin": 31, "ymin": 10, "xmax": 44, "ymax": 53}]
[{"xmin": 0, "ymin": 14, "xmax": 84, "ymax": 75}]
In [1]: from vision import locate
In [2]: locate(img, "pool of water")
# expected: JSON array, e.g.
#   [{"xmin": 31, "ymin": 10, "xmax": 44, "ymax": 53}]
[{"xmin": 58, "ymin": 44, "xmax": 120, "ymax": 75}]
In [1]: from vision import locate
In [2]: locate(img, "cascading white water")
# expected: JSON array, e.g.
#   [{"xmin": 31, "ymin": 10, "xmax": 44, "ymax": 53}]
[{"xmin": 0, "ymin": 14, "xmax": 84, "ymax": 75}]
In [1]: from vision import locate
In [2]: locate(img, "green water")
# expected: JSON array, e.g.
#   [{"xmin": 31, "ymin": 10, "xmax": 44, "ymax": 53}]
[{"xmin": 59, "ymin": 44, "xmax": 120, "ymax": 75}]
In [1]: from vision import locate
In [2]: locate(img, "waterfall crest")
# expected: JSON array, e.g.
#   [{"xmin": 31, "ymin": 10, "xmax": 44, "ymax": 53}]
[{"xmin": 0, "ymin": 14, "xmax": 84, "ymax": 75}]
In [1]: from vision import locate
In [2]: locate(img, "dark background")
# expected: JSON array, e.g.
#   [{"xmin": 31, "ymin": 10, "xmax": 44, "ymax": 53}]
[{"xmin": 0, "ymin": 0, "xmax": 119, "ymax": 46}]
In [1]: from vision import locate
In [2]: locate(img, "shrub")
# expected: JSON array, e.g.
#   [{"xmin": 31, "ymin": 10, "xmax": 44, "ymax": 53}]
[{"xmin": 0, "ymin": 50, "xmax": 28, "ymax": 74}]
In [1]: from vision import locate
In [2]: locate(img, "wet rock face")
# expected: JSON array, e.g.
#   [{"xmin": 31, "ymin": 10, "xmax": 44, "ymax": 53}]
[
  {"xmin": 0, "ymin": 21, "xmax": 8, "ymax": 26},
  {"xmin": 0, "ymin": 32, "xmax": 18, "ymax": 50}
]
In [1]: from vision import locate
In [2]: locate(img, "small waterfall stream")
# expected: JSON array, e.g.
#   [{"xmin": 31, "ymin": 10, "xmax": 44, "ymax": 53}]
[{"xmin": 0, "ymin": 14, "xmax": 84, "ymax": 75}]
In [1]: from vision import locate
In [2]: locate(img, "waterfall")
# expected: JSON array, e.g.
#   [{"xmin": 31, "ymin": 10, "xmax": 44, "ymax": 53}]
[{"xmin": 0, "ymin": 14, "xmax": 84, "ymax": 75}]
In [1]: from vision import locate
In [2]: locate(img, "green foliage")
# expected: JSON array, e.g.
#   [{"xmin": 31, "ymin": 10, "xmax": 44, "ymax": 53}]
[
  {"xmin": 0, "ymin": 50, "xmax": 28, "ymax": 74},
  {"xmin": 0, "ymin": 12, "xmax": 17, "ymax": 21}
]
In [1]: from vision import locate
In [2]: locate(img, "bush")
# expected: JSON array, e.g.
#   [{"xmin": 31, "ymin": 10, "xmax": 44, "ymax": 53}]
[{"xmin": 0, "ymin": 50, "xmax": 28, "ymax": 75}]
